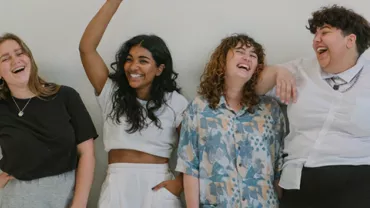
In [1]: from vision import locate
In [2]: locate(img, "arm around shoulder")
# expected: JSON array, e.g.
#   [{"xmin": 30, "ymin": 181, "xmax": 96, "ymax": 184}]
[
  {"xmin": 255, "ymin": 65, "xmax": 278, "ymax": 95},
  {"xmin": 257, "ymin": 59, "xmax": 300, "ymax": 103}
]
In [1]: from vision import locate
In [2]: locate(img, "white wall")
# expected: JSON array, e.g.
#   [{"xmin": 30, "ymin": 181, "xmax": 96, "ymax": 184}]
[{"xmin": 1, "ymin": 0, "xmax": 369, "ymax": 207}]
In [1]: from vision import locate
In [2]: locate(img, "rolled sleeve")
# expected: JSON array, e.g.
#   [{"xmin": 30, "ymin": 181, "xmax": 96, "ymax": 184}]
[{"xmin": 270, "ymin": 103, "xmax": 287, "ymax": 181}]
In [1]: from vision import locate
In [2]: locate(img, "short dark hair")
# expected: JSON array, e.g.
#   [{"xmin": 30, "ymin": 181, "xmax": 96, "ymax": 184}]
[{"xmin": 307, "ymin": 4, "xmax": 370, "ymax": 55}]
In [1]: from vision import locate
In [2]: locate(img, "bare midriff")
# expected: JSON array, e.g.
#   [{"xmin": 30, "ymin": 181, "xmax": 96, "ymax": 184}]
[{"xmin": 108, "ymin": 149, "xmax": 169, "ymax": 164}]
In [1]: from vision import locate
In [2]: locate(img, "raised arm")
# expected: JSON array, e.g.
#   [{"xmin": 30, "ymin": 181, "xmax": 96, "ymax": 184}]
[{"xmin": 79, "ymin": 0, "xmax": 123, "ymax": 95}]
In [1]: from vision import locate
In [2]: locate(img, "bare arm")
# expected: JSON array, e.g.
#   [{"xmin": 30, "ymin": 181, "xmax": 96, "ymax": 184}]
[
  {"xmin": 255, "ymin": 65, "xmax": 278, "ymax": 95},
  {"xmin": 256, "ymin": 65, "xmax": 297, "ymax": 104},
  {"xmin": 79, "ymin": 0, "xmax": 123, "ymax": 95},
  {"xmin": 184, "ymin": 174, "xmax": 199, "ymax": 208},
  {"xmin": 70, "ymin": 139, "xmax": 95, "ymax": 208},
  {"xmin": 152, "ymin": 125, "xmax": 184, "ymax": 196}
]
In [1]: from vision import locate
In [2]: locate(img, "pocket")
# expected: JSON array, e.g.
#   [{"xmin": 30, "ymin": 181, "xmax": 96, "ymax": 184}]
[
  {"xmin": 161, "ymin": 187, "xmax": 180, "ymax": 200},
  {"xmin": 151, "ymin": 188, "xmax": 182, "ymax": 208}
]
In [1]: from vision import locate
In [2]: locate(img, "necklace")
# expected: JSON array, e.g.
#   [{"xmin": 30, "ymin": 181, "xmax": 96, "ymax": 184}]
[
  {"xmin": 11, "ymin": 96, "xmax": 32, "ymax": 117},
  {"xmin": 341, "ymin": 68, "xmax": 363, "ymax": 93},
  {"xmin": 330, "ymin": 68, "xmax": 363, "ymax": 93}
]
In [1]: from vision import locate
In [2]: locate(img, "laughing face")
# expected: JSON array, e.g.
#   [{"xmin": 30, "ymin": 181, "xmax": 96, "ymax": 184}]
[
  {"xmin": 0, "ymin": 39, "xmax": 32, "ymax": 87},
  {"xmin": 124, "ymin": 45, "xmax": 163, "ymax": 92},
  {"xmin": 313, "ymin": 24, "xmax": 357, "ymax": 73},
  {"xmin": 225, "ymin": 43, "xmax": 259, "ymax": 84}
]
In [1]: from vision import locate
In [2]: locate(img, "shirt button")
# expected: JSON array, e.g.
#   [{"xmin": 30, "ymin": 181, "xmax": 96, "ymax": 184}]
[{"xmin": 239, "ymin": 163, "xmax": 242, "ymax": 167}]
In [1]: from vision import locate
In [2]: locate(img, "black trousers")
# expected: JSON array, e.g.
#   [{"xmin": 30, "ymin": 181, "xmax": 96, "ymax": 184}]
[{"xmin": 279, "ymin": 165, "xmax": 370, "ymax": 208}]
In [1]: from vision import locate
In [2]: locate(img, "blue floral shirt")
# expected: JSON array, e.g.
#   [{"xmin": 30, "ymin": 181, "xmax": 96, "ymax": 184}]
[{"xmin": 176, "ymin": 95, "xmax": 286, "ymax": 208}]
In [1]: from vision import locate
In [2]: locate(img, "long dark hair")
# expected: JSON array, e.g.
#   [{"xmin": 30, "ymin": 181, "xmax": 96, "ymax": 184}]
[{"xmin": 108, "ymin": 34, "xmax": 180, "ymax": 133}]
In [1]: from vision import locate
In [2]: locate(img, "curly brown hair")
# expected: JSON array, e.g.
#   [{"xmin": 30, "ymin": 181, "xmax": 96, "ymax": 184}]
[
  {"xmin": 198, "ymin": 34, "xmax": 265, "ymax": 112},
  {"xmin": 307, "ymin": 4, "xmax": 370, "ymax": 55}
]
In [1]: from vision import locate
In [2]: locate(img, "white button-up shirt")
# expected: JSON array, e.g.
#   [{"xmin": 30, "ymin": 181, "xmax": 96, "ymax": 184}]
[{"xmin": 268, "ymin": 54, "xmax": 370, "ymax": 189}]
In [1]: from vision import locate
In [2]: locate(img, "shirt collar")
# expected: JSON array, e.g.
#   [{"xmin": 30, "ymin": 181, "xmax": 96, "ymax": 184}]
[
  {"xmin": 321, "ymin": 54, "xmax": 366, "ymax": 82},
  {"xmin": 217, "ymin": 96, "xmax": 227, "ymax": 108}
]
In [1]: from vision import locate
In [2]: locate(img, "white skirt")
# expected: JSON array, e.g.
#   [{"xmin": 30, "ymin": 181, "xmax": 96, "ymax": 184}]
[{"xmin": 98, "ymin": 163, "xmax": 183, "ymax": 208}]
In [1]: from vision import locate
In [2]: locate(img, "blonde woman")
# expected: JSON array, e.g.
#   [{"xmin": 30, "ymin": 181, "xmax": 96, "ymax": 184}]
[{"xmin": 0, "ymin": 33, "xmax": 98, "ymax": 208}]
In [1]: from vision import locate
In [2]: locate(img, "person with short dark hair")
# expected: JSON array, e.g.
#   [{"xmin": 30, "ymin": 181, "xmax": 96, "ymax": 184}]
[{"xmin": 256, "ymin": 4, "xmax": 370, "ymax": 208}]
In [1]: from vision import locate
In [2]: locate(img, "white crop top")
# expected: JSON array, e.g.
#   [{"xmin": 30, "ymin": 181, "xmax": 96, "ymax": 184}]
[{"xmin": 96, "ymin": 79, "xmax": 189, "ymax": 158}]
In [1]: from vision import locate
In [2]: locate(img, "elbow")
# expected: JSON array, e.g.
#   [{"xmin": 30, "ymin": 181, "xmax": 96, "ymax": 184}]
[{"xmin": 78, "ymin": 41, "xmax": 95, "ymax": 54}]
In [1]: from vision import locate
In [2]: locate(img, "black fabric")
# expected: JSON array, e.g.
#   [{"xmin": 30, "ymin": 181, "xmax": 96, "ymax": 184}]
[
  {"xmin": 0, "ymin": 86, "xmax": 98, "ymax": 180},
  {"xmin": 280, "ymin": 165, "xmax": 370, "ymax": 208}
]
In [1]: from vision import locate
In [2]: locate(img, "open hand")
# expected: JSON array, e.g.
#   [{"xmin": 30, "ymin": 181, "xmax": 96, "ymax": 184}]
[{"xmin": 275, "ymin": 68, "xmax": 297, "ymax": 104}]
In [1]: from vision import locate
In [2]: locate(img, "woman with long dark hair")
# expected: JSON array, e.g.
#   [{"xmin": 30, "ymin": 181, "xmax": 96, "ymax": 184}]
[{"xmin": 79, "ymin": 0, "xmax": 188, "ymax": 207}]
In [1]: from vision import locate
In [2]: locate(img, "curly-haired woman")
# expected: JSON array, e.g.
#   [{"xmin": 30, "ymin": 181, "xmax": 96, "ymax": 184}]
[{"xmin": 176, "ymin": 34, "xmax": 286, "ymax": 208}]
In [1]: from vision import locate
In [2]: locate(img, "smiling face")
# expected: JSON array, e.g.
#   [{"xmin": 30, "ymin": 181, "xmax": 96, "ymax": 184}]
[
  {"xmin": 123, "ymin": 45, "xmax": 164, "ymax": 92},
  {"xmin": 224, "ymin": 43, "xmax": 259, "ymax": 84},
  {"xmin": 312, "ymin": 24, "xmax": 357, "ymax": 73},
  {"xmin": 0, "ymin": 39, "xmax": 32, "ymax": 88}
]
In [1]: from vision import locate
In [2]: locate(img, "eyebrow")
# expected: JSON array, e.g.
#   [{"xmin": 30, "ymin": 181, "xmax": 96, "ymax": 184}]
[
  {"xmin": 235, "ymin": 46, "xmax": 246, "ymax": 50},
  {"xmin": 127, "ymin": 54, "xmax": 150, "ymax": 60},
  {"xmin": 0, "ymin": 53, "xmax": 9, "ymax": 59},
  {"xmin": 0, "ymin": 48, "xmax": 23, "ymax": 59},
  {"xmin": 319, "ymin": 25, "xmax": 331, "ymax": 30},
  {"xmin": 235, "ymin": 46, "xmax": 256, "ymax": 54}
]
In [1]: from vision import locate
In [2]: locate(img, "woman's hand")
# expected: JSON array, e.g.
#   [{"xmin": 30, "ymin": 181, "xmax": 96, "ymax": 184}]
[
  {"xmin": 152, "ymin": 177, "xmax": 183, "ymax": 197},
  {"xmin": 0, "ymin": 172, "xmax": 14, "ymax": 188}
]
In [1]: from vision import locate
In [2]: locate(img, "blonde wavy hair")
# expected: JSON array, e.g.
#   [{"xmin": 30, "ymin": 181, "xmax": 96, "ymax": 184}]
[
  {"xmin": 0, "ymin": 33, "xmax": 60, "ymax": 99},
  {"xmin": 198, "ymin": 34, "xmax": 265, "ymax": 112}
]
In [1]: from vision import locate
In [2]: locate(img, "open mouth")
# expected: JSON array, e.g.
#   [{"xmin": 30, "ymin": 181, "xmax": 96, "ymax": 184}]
[
  {"xmin": 12, "ymin": 66, "xmax": 25, "ymax": 74},
  {"xmin": 317, "ymin": 47, "xmax": 328, "ymax": 55},
  {"xmin": 237, "ymin": 64, "xmax": 250, "ymax": 71},
  {"xmin": 130, "ymin": 73, "xmax": 143, "ymax": 78}
]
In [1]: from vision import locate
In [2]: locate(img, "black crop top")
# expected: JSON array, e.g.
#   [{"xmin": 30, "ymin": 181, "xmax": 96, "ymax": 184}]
[{"xmin": 0, "ymin": 86, "xmax": 98, "ymax": 180}]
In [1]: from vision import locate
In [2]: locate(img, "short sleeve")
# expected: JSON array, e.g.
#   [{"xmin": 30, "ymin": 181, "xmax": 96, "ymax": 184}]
[
  {"xmin": 170, "ymin": 91, "xmax": 189, "ymax": 127},
  {"xmin": 65, "ymin": 87, "xmax": 98, "ymax": 144},
  {"xmin": 271, "ymin": 102, "xmax": 287, "ymax": 180},
  {"xmin": 175, "ymin": 102, "xmax": 200, "ymax": 177},
  {"xmin": 96, "ymin": 78, "xmax": 115, "ymax": 116}
]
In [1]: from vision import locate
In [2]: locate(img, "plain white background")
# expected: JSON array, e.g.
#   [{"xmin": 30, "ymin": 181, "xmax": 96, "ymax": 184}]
[{"xmin": 0, "ymin": 0, "xmax": 369, "ymax": 207}]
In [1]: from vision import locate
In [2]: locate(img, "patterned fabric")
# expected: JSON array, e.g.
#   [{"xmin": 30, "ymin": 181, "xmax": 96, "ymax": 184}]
[{"xmin": 176, "ymin": 95, "xmax": 286, "ymax": 208}]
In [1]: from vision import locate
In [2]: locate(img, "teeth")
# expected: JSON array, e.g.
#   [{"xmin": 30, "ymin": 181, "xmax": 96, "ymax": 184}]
[
  {"xmin": 317, "ymin": 47, "xmax": 328, "ymax": 53},
  {"xmin": 237, "ymin": 64, "xmax": 250, "ymax": 71},
  {"xmin": 12, "ymin": 67, "xmax": 25, "ymax": 73},
  {"xmin": 130, "ymin": 74, "xmax": 142, "ymax": 78}
]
